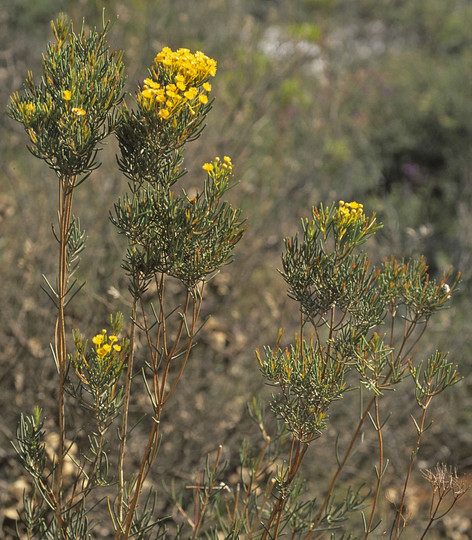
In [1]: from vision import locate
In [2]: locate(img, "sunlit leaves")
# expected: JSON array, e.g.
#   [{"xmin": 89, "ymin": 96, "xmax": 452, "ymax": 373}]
[{"xmin": 8, "ymin": 14, "xmax": 126, "ymax": 178}]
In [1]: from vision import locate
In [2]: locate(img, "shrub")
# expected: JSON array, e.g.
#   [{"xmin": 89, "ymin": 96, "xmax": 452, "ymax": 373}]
[{"xmin": 7, "ymin": 13, "xmax": 468, "ymax": 539}]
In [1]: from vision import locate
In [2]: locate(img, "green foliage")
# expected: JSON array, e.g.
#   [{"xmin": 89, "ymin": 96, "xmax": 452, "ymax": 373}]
[
  {"xmin": 8, "ymin": 14, "xmax": 125, "ymax": 179},
  {"xmin": 409, "ymin": 350, "xmax": 461, "ymax": 407},
  {"xmin": 13, "ymin": 407, "xmax": 47, "ymax": 487},
  {"xmin": 4, "ymin": 5, "xmax": 471, "ymax": 540},
  {"xmin": 113, "ymin": 157, "xmax": 246, "ymax": 290},
  {"xmin": 253, "ymin": 200, "xmax": 463, "ymax": 537},
  {"xmin": 281, "ymin": 203, "xmax": 381, "ymax": 319},
  {"xmin": 258, "ymin": 333, "xmax": 347, "ymax": 442},
  {"xmin": 7, "ymin": 12, "xmax": 251, "ymax": 539},
  {"xmin": 165, "ymin": 400, "xmax": 368, "ymax": 538},
  {"xmin": 113, "ymin": 46, "xmax": 246, "ymax": 294},
  {"xmin": 69, "ymin": 313, "xmax": 129, "ymax": 434}
]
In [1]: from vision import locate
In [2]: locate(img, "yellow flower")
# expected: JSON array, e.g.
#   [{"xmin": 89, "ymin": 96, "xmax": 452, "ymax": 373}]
[
  {"xmin": 141, "ymin": 47, "xmax": 217, "ymax": 122},
  {"xmin": 156, "ymin": 90, "xmax": 166, "ymax": 103},
  {"xmin": 202, "ymin": 162, "xmax": 214, "ymax": 172},
  {"xmin": 143, "ymin": 78, "xmax": 160, "ymax": 89},
  {"xmin": 345, "ymin": 201, "xmax": 362, "ymax": 211},
  {"xmin": 22, "ymin": 102, "xmax": 35, "ymax": 123},
  {"xmin": 92, "ymin": 334, "xmax": 104, "ymax": 345},
  {"xmin": 72, "ymin": 107, "xmax": 86, "ymax": 116},
  {"xmin": 175, "ymin": 74, "xmax": 187, "ymax": 91},
  {"xmin": 141, "ymin": 88, "xmax": 155, "ymax": 99},
  {"xmin": 97, "ymin": 344, "xmax": 112, "ymax": 357},
  {"xmin": 338, "ymin": 201, "xmax": 363, "ymax": 218},
  {"xmin": 184, "ymin": 87, "xmax": 198, "ymax": 100},
  {"xmin": 335, "ymin": 201, "xmax": 365, "ymax": 234},
  {"xmin": 165, "ymin": 83, "xmax": 178, "ymax": 97},
  {"xmin": 222, "ymin": 156, "xmax": 232, "ymax": 170},
  {"xmin": 153, "ymin": 47, "xmax": 217, "ymax": 87},
  {"xmin": 64, "ymin": 90, "xmax": 72, "ymax": 101}
]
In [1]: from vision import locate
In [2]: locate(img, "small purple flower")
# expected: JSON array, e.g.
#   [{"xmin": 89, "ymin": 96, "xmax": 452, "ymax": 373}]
[{"xmin": 402, "ymin": 163, "xmax": 421, "ymax": 178}]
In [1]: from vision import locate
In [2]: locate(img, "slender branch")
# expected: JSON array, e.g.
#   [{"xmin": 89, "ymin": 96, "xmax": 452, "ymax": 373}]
[
  {"xmin": 117, "ymin": 298, "xmax": 137, "ymax": 522},
  {"xmin": 191, "ymin": 445, "xmax": 223, "ymax": 539},
  {"xmin": 159, "ymin": 290, "xmax": 192, "ymax": 406},
  {"xmin": 305, "ymin": 312, "xmax": 431, "ymax": 538},
  {"xmin": 260, "ymin": 439, "xmax": 309, "ymax": 540},
  {"xmin": 53, "ymin": 174, "xmax": 76, "ymax": 536},
  {"xmin": 305, "ymin": 392, "xmax": 376, "ymax": 539},
  {"xmin": 364, "ymin": 395, "xmax": 384, "ymax": 538},
  {"xmin": 391, "ymin": 400, "xmax": 430, "ymax": 539},
  {"xmin": 116, "ymin": 283, "xmax": 204, "ymax": 538},
  {"xmin": 138, "ymin": 291, "xmax": 161, "ymax": 407},
  {"xmin": 162, "ymin": 288, "xmax": 204, "ymax": 406},
  {"xmin": 116, "ymin": 420, "xmax": 160, "ymax": 539},
  {"xmin": 322, "ymin": 305, "xmax": 336, "ymax": 381}
]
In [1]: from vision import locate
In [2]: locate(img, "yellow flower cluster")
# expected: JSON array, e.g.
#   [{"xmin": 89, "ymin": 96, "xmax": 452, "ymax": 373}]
[
  {"xmin": 202, "ymin": 156, "xmax": 232, "ymax": 175},
  {"xmin": 24, "ymin": 102, "xmax": 35, "ymax": 115},
  {"xmin": 18, "ymin": 101, "xmax": 36, "ymax": 123},
  {"xmin": 155, "ymin": 46, "xmax": 217, "ymax": 84},
  {"xmin": 9, "ymin": 93, "xmax": 37, "ymax": 124},
  {"xmin": 72, "ymin": 107, "xmax": 86, "ymax": 116},
  {"xmin": 139, "ymin": 47, "xmax": 216, "ymax": 120},
  {"xmin": 335, "ymin": 201, "xmax": 364, "ymax": 227},
  {"xmin": 92, "ymin": 329, "xmax": 121, "ymax": 359},
  {"xmin": 63, "ymin": 89, "xmax": 87, "ymax": 116}
]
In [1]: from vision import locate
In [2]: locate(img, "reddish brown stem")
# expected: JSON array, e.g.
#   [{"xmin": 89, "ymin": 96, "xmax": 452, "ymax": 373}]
[
  {"xmin": 115, "ymin": 283, "xmax": 203, "ymax": 539},
  {"xmin": 117, "ymin": 298, "xmax": 137, "ymax": 522},
  {"xmin": 54, "ymin": 176, "xmax": 75, "ymax": 536},
  {"xmin": 260, "ymin": 439, "xmax": 309, "ymax": 540},
  {"xmin": 364, "ymin": 395, "xmax": 384, "ymax": 538}
]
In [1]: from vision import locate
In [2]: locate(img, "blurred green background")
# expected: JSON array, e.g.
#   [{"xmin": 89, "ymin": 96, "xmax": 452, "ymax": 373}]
[{"xmin": 1, "ymin": 0, "xmax": 471, "ymax": 537}]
